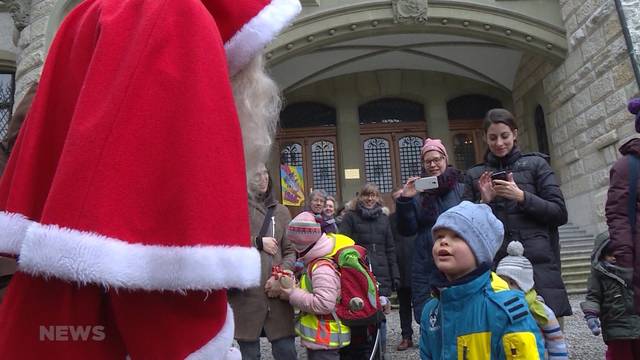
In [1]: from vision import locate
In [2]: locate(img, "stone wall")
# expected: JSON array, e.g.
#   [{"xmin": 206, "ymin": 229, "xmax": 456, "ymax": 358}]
[{"xmin": 542, "ymin": 0, "xmax": 639, "ymax": 234}]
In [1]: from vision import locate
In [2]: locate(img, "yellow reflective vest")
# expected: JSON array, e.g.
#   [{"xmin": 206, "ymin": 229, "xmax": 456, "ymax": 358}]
[{"xmin": 295, "ymin": 234, "xmax": 352, "ymax": 348}]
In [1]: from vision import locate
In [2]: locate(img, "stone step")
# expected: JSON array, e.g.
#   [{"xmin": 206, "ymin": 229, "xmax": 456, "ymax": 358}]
[
  {"xmin": 561, "ymin": 256, "xmax": 594, "ymax": 266},
  {"xmin": 560, "ymin": 238, "xmax": 595, "ymax": 247},
  {"xmin": 559, "ymin": 233, "xmax": 594, "ymax": 241},
  {"xmin": 562, "ymin": 270, "xmax": 591, "ymax": 282},
  {"xmin": 560, "ymin": 249, "xmax": 593, "ymax": 258},
  {"xmin": 567, "ymin": 287, "xmax": 588, "ymax": 295},
  {"xmin": 561, "ymin": 262, "xmax": 592, "ymax": 273},
  {"xmin": 558, "ymin": 230, "xmax": 588, "ymax": 237},
  {"xmin": 563, "ymin": 279, "xmax": 589, "ymax": 293},
  {"xmin": 560, "ymin": 243, "xmax": 595, "ymax": 251}
]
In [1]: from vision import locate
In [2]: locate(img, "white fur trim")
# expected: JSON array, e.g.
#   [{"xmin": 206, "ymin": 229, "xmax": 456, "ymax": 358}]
[
  {"xmin": 0, "ymin": 212, "xmax": 260, "ymax": 291},
  {"xmin": 225, "ymin": 0, "xmax": 301, "ymax": 75},
  {"xmin": 186, "ymin": 304, "xmax": 240, "ymax": 360},
  {"xmin": 0, "ymin": 211, "xmax": 32, "ymax": 254}
]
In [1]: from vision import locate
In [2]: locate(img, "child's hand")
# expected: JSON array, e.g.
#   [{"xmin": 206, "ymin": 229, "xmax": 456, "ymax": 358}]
[
  {"xmin": 586, "ymin": 317, "xmax": 601, "ymax": 336},
  {"xmin": 279, "ymin": 286, "xmax": 293, "ymax": 301}
]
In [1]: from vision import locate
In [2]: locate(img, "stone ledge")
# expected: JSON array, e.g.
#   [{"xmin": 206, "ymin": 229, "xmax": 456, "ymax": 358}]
[{"xmin": 593, "ymin": 130, "xmax": 618, "ymax": 150}]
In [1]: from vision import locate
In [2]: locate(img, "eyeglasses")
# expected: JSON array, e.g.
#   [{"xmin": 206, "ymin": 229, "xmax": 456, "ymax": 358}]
[
  {"xmin": 423, "ymin": 156, "xmax": 444, "ymax": 166},
  {"xmin": 362, "ymin": 193, "xmax": 378, "ymax": 199}
]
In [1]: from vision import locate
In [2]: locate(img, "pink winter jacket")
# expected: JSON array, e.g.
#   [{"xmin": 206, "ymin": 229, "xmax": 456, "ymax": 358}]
[{"xmin": 289, "ymin": 234, "xmax": 341, "ymax": 350}]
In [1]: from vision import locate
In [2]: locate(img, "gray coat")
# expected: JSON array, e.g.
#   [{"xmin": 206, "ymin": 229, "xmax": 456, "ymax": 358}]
[
  {"xmin": 464, "ymin": 148, "xmax": 572, "ymax": 317},
  {"xmin": 228, "ymin": 196, "xmax": 295, "ymax": 342}
]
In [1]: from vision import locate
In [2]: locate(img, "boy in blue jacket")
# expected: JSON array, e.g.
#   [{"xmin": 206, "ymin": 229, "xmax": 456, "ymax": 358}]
[{"xmin": 420, "ymin": 201, "xmax": 544, "ymax": 359}]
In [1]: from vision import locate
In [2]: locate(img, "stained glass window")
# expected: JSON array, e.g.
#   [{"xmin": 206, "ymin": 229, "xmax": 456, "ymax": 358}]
[
  {"xmin": 364, "ymin": 138, "xmax": 393, "ymax": 193},
  {"xmin": 311, "ymin": 140, "xmax": 337, "ymax": 196},
  {"xmin": 398, "ymin": 136, "xmax": 423, "ymax": 184},
  {"xmin": 280, "ymin": 143, "xmax": 303, "ymax": 166}
]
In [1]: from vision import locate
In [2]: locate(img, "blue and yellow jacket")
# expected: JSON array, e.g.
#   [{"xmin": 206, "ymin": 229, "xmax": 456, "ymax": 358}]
[{"xmin": 420, "ymin": 269, "xmax": 544, "ymax": 360}]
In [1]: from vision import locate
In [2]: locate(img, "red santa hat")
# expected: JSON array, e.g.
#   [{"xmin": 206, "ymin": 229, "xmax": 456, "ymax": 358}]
[{"xmin": 0, "ymin": 0, "xmax": 300, "ymax": 291}]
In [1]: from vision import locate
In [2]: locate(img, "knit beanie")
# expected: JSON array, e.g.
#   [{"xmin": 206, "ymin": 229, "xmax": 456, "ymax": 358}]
[
  {"xmin": 287, "ymin": 211, "xmax": 323, "ymax": 252},
  {"xmin": 496, "ymin": 241, "xmax": 534, "ymax": 292},
  {"xmin": 432, "ymin": 201, "xmax": 504, "ymax": 264},
  {"xmin": 421, "ymin": 138, "xmax": 448, "ymax": 159},
  {"xmin": 629, "ymin": 98, "xmax": 640, "ymax": 133}
]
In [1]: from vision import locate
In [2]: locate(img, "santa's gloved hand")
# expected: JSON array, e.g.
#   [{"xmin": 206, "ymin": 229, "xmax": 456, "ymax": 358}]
[{"xmin": 585, "ymin": 316, "xmax": 601, "ymax": 336}]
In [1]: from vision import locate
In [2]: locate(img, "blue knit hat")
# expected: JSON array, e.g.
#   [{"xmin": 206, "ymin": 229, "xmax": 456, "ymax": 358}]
[{"xmin": 432, "ymin": 201, "xmax": 504, "ymax": 264}]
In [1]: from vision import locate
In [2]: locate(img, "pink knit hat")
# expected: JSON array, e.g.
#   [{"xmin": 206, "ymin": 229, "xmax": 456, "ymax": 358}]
[
  {"xmin": 421, "ymin": 138, "xmax": 448, "ymax": 159},
  {"xmin": 287, "ymin": 211, "xmax": 323, "ymax": 252}
]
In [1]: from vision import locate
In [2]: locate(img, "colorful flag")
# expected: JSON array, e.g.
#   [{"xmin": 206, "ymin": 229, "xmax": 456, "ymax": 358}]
[{"xmin": 280, "ymin": 164, "xmax": 305, "ymax": 206}]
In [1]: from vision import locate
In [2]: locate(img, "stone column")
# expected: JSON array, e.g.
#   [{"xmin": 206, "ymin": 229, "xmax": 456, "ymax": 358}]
[
  {"xmin": 424, "ymin": 91, "xmax": 451, "ymax": 150},
  {"xmin": 334, "ymin": 76, "xmax": 361, "ymax": 203}
]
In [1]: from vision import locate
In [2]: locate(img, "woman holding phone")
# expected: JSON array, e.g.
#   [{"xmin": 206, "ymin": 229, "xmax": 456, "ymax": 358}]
[
  {"xmin": 395, "ymin": 138, "xmax": 465, "ymax": 321},
  {"xmin": 463, "ymin": 108, "xmax": 571, "ymax": 319},
  {"xmin": 228, "ymin": 164, "xmax": 297, "ymax": 360}
]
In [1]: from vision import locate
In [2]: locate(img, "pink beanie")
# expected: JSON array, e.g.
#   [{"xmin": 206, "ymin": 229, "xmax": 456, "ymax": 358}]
[
  {"xmin": 421, "ymin": 138, "xmax": 448, "ymax": 159},
  {"xmin": 286, "ymin": 211, "xmax": 323, "ymax": 252}
]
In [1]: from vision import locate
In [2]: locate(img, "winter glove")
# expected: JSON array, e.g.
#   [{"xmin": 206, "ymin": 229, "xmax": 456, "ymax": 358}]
[{"xmin": 585, "ymin": 316, "xmax": 601, "ymax": 336}]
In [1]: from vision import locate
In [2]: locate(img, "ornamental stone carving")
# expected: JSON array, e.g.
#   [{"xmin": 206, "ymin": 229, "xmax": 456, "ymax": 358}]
[
  {"xmin": 5, "ymin": 0, "xmax": 31, "ymax": 31},
  {"xmin": 392, "ymin": 0, "xmax": 428, "ymax": 24}
]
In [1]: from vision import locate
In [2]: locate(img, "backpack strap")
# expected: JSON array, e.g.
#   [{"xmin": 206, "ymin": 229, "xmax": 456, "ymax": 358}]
[{"xmin": 628, "ymin": 155, "xmax": 639, "ymax": 235}]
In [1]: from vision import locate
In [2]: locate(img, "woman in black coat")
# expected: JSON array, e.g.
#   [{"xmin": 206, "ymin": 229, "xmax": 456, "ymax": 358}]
[
  {"xmin": 339, "ymin": 182, "xmax": 400, "ymax": 357},
  {"xmin": 463, "ymin": 108, "xmax": 571, "ymax": 317}
]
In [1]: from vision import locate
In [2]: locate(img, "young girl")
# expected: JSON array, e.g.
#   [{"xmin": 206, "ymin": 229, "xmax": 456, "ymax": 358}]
[{"xmin": 276, "ymin": 212, "xmax": 350, "ymax": 360}]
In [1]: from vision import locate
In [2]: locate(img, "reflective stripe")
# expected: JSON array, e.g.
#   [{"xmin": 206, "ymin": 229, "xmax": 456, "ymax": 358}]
[{"xmin": 295, "ymin": 317, "xmax": 351, "ymax": 347}]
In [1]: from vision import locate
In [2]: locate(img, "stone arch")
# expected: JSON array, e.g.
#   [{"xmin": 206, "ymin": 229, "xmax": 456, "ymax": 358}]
[
  {"xmin": 44, "ymin": 0, "xmax": 82, "ymax": 54},
  {"xmin": 266, "ymin": 1, "xmax": 566, "ymax": 66}
]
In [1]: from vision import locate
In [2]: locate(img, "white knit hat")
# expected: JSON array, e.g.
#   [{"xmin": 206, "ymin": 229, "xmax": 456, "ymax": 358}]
[{"xmin": 496, "ymin": 241, "xmax": 534, "ymax": 292}]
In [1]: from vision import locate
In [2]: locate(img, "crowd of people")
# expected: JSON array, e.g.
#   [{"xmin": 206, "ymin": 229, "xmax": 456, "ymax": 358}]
[{"xmin": 0, "ymin": 0, "xmax": 637, "ymax": 357}]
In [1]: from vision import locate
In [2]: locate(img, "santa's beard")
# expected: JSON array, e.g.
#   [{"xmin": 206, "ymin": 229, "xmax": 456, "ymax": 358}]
[{"xmin": 231, "ymin": 55, "xmax": 282, "ymax": 197}]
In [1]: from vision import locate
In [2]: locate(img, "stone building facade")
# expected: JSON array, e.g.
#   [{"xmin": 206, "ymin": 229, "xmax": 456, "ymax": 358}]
[{"xmin": 1, "ymin": 0, "xmax": 639, "ymax": 233}]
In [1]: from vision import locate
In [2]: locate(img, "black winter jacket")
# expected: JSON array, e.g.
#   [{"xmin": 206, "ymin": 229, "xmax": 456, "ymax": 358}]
[
  {"xmin": 581, "ymin": 237, "xmax": 640, "ymax": 342},
  {"xmin": 463, "ymin": 147, "xmax": 572, "ymax": 317},
  {"xmin": 339, "ymin": 205, "xmax": 400, "ymax": 297}
]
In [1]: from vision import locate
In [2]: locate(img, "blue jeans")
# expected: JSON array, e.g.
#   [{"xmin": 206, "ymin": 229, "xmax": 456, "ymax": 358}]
[{"xmin": 237, "ymin": 336, "xmax": 297, "ymax": 360}]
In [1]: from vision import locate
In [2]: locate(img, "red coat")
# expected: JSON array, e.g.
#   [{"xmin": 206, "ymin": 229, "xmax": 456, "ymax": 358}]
[
  {"xmin": 606, "ymin": 138, "xmax": 640, "ymax": 313},
  {"xmin": 0, "ymin": 0, "xmax": 300, "ymax": 358}
]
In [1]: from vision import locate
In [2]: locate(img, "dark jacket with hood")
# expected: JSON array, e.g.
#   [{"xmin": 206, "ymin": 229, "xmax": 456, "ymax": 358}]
[
  {"xmin": 463, "ymin": 147, "xmax": 572, "ymax": 317},
  {"xmin": 339, "ymin": 203, "xmax": 400, "ymax": 297},
  {"xmin": 395, "ymin": 166, "xmax": 465, "ymax": 320},
  {"xmin": 581, "ymin": 235, "xmax": 640, "ymax": 342},
  {"xmin": 605, "ymin": 138, "xmax": 640, "ymax": 313}
]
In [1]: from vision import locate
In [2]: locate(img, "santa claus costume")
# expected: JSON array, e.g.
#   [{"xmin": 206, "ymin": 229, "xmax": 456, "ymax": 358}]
[{"xmin": 0, "ymin": 0, "xmax": 300, "ymax": 358}]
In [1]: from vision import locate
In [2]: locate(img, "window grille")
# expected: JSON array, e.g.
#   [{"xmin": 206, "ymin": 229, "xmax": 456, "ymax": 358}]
[
  {"xmin": 398, "ymin": 136, "xmax": 423, "ymax": 184},
  {"xmin": 311, "ymin": 140, "xmax": 337, "ymax": 196},
  {"xmin": 280, "ymin": 143, "xmax": 303, "ymax": 166},
  {"xmin": 453, "ymin": 133, "xmax": 476, "ymax": 171},
  {"xmin": 280, "ymin": 102, "xmax": 336, "ymax": 128},
  {"xmin": 0, "ymin": 73, "xmax": 15, "ymax": 140},
  {"xmin": 363, "ymin": 137, "xmax": 393, "ymax": 193},
  {"xmin": 358, "ymin": 98, "xmax": 424, "ymax": 124}
]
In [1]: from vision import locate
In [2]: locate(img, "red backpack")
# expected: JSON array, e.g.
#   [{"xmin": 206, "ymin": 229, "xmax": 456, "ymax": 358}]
[{"xmin": 307, "ymin": 234, "xmax": 384, "ymax": 326}]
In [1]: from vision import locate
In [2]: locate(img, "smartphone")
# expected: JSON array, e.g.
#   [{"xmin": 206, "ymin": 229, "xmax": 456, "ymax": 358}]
[
  {"xmin": 415, "ymin": 176, "xmax": 439, "ymax": 192},
  {"xmin": 491, "ymin": 171, "xmax": 508, "ymax": 182}
]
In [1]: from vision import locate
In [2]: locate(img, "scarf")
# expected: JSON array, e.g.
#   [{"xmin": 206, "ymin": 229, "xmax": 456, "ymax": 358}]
[
  {"xmin": 525, "ymin": 289, "xmax": 549, "ymax": 326},
  {"xmin": 356, "ymin": 202, "xmax": 383, "ymax": 220},
  {"xmin": 420, "ymin": 166, "xmax": 461, "ymax": 224}
]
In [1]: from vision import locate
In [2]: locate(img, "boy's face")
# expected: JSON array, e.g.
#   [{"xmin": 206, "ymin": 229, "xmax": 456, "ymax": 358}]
[
  {"xmin": 499, "ymin": 275, "xmax": 521, "ymax": 291},
  {"xmin": 432, "ymin": 228, "xmax": 478, "ymax": 281},
  {"xmin": 603, "ymin": 254, "xmax": 616, "ymax": 263}
]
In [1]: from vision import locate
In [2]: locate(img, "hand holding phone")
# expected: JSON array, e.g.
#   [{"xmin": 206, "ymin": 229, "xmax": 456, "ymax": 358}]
[
  {"xmin": 490, "ymin": 171, "xmax": 508, "ymax": 182},
  {"xmin": 415, "ymin": 176, "xmax": 439, "ymax": 192}
]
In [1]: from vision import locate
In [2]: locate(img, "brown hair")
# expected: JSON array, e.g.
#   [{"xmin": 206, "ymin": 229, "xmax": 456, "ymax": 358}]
[
  {"xmin": 483, "ymin": 108, "xmax": 518, "ymax": 133},
  {"xmin": 358, "ymin": 183, "xmax": 385, "ymax": 206}
]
